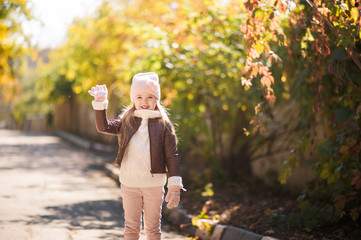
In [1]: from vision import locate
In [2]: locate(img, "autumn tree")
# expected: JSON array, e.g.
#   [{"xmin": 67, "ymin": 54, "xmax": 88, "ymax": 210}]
[
  {"xmin": 275, "ymin": 0, "xmax": 361, "ymax": 227},
  {"xmin": 0, "ymin": 0, "xmax": 32, "ymax": 102}
]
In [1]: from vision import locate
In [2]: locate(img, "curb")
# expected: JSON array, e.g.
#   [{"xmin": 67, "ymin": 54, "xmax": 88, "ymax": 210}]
[
  {"xmin": 57, "ymin": 130, "xmax": 279, "ymax": 240},
  {"xmin": 104, "ymin": 163, "xmax": 120, "ymax": 186},
  {"xmin": 55, "ymin": 130, "xmax": 116, "ymax": 153}
]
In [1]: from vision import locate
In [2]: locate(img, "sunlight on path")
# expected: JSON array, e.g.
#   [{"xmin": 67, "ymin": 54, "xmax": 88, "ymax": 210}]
[{"xmin": 0, "ymin": 130, "xmax": 188, "ymax": 240}]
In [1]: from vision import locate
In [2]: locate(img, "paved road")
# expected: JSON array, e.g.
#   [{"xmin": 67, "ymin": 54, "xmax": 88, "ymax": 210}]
[{"xmin": 0, "ymin": 130, "xmax": 188, "ymax": 240}]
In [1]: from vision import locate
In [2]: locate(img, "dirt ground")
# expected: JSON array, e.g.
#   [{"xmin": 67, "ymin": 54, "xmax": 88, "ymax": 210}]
[{"xmin": 181, "ymin": 180, "xmax": 361, "ymax": 240}]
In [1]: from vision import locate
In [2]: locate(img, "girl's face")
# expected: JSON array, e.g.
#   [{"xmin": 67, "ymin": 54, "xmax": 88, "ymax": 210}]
[{"xmin": 134, "ymin": 93, "xmax": 157, "ymax": 110}]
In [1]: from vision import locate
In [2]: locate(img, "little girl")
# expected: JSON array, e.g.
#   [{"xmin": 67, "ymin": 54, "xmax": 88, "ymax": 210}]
[{"xmin": 88, "ymin": 72, "xmax": 183, "ymax": 240}]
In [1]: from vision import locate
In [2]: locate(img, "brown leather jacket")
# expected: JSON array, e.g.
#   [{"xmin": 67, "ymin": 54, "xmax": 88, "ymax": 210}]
[{"xmin": 94, "ymin": 110, "xmax": 180, "ymax": 177}]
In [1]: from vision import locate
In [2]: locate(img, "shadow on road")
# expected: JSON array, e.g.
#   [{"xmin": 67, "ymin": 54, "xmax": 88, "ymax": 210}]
[{"xmin": 22, "ymin": 200, "xmax": 124, "ymax": 230}]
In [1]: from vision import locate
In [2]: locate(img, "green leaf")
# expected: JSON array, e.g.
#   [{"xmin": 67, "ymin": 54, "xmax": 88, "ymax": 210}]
[
  {"xmin": 320, "ymin": 168, "xmax": 330, "ymax": 179},
  {"xmin": 350, "ymin": 208, "xmax": 360, "ymax": 222}
]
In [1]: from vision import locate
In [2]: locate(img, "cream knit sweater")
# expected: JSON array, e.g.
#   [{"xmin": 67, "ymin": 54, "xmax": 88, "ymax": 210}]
[{"xmin": 119, "ymin": 109, "xmax": 166, "ymax": 188}]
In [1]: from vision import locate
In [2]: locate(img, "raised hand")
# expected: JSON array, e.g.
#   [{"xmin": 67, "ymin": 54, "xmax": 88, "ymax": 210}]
[{"xmin": 88, "ymin": 85, "xmax": 108, "ymax": 102}]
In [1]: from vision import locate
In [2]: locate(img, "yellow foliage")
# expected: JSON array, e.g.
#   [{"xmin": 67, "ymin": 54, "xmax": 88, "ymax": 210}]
[{"xmin": 0, "ymin": 0, "xmax": 32, "ymax": 102}]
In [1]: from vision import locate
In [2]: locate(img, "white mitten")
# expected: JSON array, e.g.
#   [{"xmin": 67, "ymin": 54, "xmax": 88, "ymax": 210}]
[
  {"xmin": 88, "ymin": 84, "xmax": 108, "ymax": 102},
  {"xmin": 165, "ymin": 185, "xmax": 181, "ymax": 209}
]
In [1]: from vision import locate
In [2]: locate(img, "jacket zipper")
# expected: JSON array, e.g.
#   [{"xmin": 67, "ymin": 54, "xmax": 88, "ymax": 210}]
[{"xmin": 149, "ymin": 120, "xmax": 154, "ymax": 177}]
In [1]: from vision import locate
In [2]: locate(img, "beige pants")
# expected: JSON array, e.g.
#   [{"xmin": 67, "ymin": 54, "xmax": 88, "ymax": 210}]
[{"xmin": 120, "ymin": 185, "xmax": 165, "ymax": 240}]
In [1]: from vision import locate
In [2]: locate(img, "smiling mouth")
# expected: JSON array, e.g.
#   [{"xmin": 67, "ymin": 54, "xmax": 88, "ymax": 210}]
[{"xmin": 141, "ymin": 106, "xmax": 149, "ymax": 109}]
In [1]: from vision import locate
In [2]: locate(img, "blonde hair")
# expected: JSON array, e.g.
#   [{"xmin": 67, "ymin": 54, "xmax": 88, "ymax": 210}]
[{"xmin": 118, "ymin": 102, "xmax": 177, "ymax": 148}]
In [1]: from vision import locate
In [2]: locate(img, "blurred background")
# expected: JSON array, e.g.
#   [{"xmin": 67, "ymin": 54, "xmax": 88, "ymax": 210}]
[{"xmin": 1, "ymin": 0, "xmax": 361, "ymax": 235}]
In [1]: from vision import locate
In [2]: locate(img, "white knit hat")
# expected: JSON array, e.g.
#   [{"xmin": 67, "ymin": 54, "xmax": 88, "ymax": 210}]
[{"xmin": 130, "ymin": 72, "xmax": 160, "ymax": 102}]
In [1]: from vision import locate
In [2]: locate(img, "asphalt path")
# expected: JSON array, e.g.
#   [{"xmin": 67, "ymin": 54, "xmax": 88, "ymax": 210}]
[{"xmin": 0, "ymin": 130, "xmax": 188, "ymax": 240}]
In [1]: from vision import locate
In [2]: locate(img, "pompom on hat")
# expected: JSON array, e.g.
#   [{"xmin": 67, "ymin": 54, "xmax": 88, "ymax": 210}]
[{"xmin": 130, "ymin": 72, "xmax": 161, "ymax": 102}]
